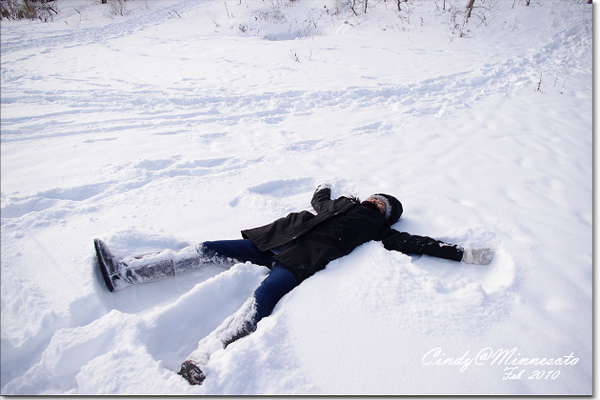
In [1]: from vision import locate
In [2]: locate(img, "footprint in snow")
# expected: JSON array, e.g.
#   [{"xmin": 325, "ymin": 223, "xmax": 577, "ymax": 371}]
[
  {"xmin": 1, "ymin": 183, "xmax": 112, "ymax": 219},
  {"xmin": 134, "ymin": 158, "xmax": 178, "ymax": 171},
  {"xmin": 248, "ymin": 178, "xmax": 315, "ymax": 197},
  {"xmin": 229, "ymin": 178, "xmax": 315, "ymax": 207}
]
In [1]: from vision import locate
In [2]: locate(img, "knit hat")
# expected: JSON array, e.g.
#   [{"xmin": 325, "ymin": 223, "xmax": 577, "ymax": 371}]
[{"xmin": 366, "ymin": 193, "xmax": 403, "ymax": 225}]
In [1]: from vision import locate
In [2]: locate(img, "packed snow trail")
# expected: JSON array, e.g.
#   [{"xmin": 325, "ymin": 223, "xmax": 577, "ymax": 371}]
[{"xmin": 1, "ymin": 0, "xmax": 592, "ymax": 394}]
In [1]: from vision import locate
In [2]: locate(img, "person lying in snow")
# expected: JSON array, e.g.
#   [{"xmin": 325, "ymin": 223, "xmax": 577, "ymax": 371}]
[{"xmin": 94, "ymin": 183, "xmax": 494, "ymax": 385}]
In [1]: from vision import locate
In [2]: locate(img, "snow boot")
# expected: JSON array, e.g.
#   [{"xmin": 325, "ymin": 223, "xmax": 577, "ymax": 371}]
[
  {"xmin": 178, "ymin": 297, "xmax": 258, "ymax": 385},
  {"xmin": 178, "ymin": 361, "xmax": 206, "ymax": 386},
  {"xmin": 462, "ymin": 247, "xmax": 494, "ymax": 265},
  {"xmin": 94, "ymin": 239, "xmax": 235, "ymax": 292}
]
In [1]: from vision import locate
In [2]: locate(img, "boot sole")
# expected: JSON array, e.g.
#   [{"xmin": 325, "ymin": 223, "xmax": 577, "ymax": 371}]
[
  {"xmin": 178, "ymin": 360, "xmax": 206, "ymax": 385},
  {"xmin": 94, "ymin": 238, "xmax": 116, "ymax": 292}
]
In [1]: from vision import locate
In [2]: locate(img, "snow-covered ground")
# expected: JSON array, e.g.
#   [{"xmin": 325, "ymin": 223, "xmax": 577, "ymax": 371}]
[{"xmin": 1, "ymin": 0, "xmax": 592, "ymax": 395}]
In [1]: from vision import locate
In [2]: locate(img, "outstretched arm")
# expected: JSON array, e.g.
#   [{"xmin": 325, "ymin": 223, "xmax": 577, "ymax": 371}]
[
  {"xmin": 382, "ymin": 230, "xmax": 494, "ymax": 265},
  {"xmin": 382, "ymin": 230, "xmax": 464, "ymax": 262}
]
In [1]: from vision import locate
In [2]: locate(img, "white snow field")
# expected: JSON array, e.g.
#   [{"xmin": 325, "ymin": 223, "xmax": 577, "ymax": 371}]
[{"xmin": 1, "ymin": 0, "xmax": 592, "ymax": 395}]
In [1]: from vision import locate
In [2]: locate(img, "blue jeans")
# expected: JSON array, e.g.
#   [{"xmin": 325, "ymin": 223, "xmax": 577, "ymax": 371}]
[{"xmin": 202, "ymin": 240, "xmax": 299, "ymax": 324}]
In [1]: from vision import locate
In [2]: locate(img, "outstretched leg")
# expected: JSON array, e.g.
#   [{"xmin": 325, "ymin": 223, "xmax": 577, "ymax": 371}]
[
  {"xmin": 178, "ymin": 263, "xmax": 298, "ymax": 385},
  {"xmin": 94, "ymin": 238, "xmax": 274, "ymax": 292}
]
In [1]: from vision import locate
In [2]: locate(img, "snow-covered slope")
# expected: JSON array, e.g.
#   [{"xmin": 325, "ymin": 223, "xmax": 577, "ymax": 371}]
[{"xmin": 1, "ymin": 0, "xmax": 592, "ymax": 394}]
